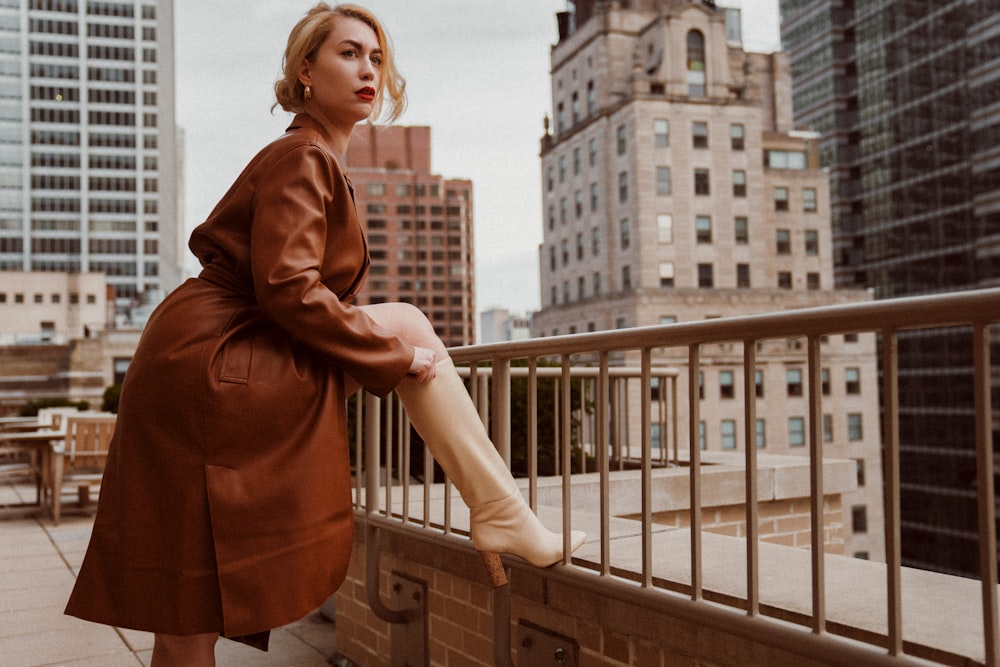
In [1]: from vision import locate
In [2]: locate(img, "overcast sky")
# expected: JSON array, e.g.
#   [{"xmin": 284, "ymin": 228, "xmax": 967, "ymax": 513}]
[{"xmin": 174, "ymin": 1, "xmax": 781, "ymax": 319}]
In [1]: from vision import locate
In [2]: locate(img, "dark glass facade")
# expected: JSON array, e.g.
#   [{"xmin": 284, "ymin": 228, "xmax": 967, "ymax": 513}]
[{"xmin": 781, "ymin": 0, "xmax": 1000, "ymax": 577}]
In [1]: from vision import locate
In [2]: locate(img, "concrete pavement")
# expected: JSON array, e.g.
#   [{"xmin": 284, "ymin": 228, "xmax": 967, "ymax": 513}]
[{"xmin": 0, "ymin": 483, "xmax": 348, "ymax": 667}]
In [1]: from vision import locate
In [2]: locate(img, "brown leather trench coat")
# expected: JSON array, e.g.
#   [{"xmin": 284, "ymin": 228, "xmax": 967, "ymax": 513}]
[{"xmin": 65, "ymin": 114, "xmax": 414, "ymax": 643}]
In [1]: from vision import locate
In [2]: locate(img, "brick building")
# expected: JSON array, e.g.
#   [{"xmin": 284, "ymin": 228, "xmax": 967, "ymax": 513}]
[{"xmin": 345, "ymin": 125, "xmax": 476, "ymax": 347}]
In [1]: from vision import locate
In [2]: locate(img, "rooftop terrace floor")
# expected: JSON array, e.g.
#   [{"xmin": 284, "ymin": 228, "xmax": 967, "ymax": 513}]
[{"xmin": 0, "ymin": 483, "xmax": 343, "ymax": 667}]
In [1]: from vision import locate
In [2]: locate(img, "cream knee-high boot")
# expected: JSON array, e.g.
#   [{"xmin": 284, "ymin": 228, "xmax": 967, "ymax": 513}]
[{"xmin": 394, "ymin": 358, "xmax": 586, "ymax": 568}]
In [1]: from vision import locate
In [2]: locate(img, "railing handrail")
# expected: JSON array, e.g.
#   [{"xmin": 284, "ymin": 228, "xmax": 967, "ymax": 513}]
[{"xmin": 451, "ymin": 287, "xmax": 1000, "ymax": 361}]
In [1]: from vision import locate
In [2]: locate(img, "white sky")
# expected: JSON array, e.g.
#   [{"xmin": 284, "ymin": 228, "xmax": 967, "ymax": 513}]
[{"xmin": 174, "ymin": 0, "xmax": 781, "ymax": 317}]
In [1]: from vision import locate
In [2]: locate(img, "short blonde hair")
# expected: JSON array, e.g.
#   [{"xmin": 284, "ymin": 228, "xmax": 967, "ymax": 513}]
[{"xmin": 274, "ymin": 3, "xmax": 406, "ymax": 123}]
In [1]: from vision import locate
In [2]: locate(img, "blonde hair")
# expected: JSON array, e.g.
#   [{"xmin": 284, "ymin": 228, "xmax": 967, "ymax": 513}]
[{"xmin": 274, "ymin": 3, "xmax": 406, "ymax": 123}]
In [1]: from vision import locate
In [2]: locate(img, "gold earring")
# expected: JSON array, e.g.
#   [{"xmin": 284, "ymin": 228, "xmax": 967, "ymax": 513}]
[{"xmin": 304, "ymin": 85, "xmax": 313, "ymax": 100}]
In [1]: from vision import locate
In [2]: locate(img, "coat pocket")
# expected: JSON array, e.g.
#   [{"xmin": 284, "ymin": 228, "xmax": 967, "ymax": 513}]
[{"xmin": 218, "ymin": 332, "xmax": 253, "ymax": 384}]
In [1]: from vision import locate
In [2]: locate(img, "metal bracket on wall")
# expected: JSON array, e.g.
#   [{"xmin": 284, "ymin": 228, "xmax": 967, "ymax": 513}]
[
  {"xmin": 517, "ymin": 620, "xmax": 579, "ymax": 666},
  {"xmin": 389, "ymin": 571, "xmax": 428, "ymax": 667}
]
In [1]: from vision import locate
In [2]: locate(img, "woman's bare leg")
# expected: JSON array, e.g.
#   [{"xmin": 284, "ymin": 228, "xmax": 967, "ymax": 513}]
[
  {"xmin": 344, "ymin": 302, "xmax": 448, "ymax": 395},
  {"xmin": 151, "ymin": 632, "xmax": 217, "ymax": 667}
]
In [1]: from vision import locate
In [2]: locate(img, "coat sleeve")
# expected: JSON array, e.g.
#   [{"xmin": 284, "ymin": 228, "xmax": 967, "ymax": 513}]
[{"xmin": 249, "ymin": 143, "xmax": 414, "ymax": 396}]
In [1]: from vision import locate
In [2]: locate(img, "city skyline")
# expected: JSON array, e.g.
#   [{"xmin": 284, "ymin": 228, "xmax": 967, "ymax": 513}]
[{"xmin": 175, "ymin": 1, "xmax": 781, "ymax": 318}]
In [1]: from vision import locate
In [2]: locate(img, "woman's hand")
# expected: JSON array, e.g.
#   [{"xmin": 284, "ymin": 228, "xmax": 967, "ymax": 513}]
[{"xmin": 407, "ymin": 346, "xmax": 437, "ymax": 383}]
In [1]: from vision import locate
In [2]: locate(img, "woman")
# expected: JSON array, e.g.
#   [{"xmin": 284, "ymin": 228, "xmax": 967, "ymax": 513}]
[{"xmin": 65, "ymin": 4, "xmax": 584, "ymax": 665}]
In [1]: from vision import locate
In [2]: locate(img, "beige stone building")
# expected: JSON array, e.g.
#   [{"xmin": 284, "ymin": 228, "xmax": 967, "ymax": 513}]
[
  {"xmin": 0, "ymin": 271, "xmax": 109, "ymax": 344},
  {"xmin": 531, "ymin": 0, "xmax": 883, "ymax": 560}
]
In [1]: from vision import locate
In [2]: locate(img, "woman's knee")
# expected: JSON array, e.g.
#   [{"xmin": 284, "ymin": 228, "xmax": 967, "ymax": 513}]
[{"xmin": 361, "ymin": 302, "xmax": 441, "ymax": 348}]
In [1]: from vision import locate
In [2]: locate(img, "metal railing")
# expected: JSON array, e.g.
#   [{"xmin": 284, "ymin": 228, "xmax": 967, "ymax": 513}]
[{"xmin": 353, "ymin": 287, "xmax": 1000, "ymax": 666}]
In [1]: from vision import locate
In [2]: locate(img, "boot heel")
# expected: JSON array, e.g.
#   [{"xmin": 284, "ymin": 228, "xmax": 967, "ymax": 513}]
[{"xmin": 478, "ymin": 551, "xmax": 508, "ymax": 588}]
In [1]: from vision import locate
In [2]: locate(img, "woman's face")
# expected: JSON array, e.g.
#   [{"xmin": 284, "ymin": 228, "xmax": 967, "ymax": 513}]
[{"xmin": 299, "ymin": 16, "xmax": 382, "ymax": 131}]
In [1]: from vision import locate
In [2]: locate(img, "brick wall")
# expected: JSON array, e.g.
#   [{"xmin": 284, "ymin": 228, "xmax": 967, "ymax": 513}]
[
  {"xmin": 624, "ymin": 496, "xmax": 846, "ymax": 552},
  {"xmin": 333, "ymin": 518, "xmax": 838, "ymax": 666}
]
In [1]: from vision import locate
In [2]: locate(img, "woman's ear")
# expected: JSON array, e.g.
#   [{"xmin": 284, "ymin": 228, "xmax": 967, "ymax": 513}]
[{"xmin": 298, "ymin": 60, "xmax": 312, "ymax": 89}]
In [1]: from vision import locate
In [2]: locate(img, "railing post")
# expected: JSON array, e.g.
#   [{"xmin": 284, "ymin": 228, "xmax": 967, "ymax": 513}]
[
  {"xmin": 974, "ymin": 323, "xmax": 999, "ymax": 667},
  {"xmin": 807, "ymin": 335, "xmax": 826, "ymax": 635},
  {"xmin": 688, "ymin": 344, "xmax": 702, "ymax": 601},
  {"xmin": 882, "ymin": 330, "xmax": 903, "ymax": 656},
  {"xmin": 363, "ymin": 393, "xmax": 409, "ymax": 625}
]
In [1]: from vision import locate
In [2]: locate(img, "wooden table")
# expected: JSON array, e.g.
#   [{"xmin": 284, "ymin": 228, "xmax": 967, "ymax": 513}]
[{"xmin": 0, "ymin": 429, "xmax": 61, "ymax": 518}]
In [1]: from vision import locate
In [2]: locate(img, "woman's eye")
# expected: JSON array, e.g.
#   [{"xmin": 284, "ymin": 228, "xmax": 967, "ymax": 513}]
[
  {"xmin": 341, "ymin": 49, "xmax": 357, "ymax": 58},
  {"xmin": 371, "ymin": 56, "xmax": 383, "ymax": 67}
]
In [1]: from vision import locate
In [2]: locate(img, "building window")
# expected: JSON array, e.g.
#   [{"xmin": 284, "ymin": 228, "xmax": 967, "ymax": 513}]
[
  {"xmin": 560, "ymin": 198, "xmax": 567, "ymax": 224},
  {"xmin": 755, "ymin": 369, "xmax": 764, "ymax": 397},
  {"xmin": 737, "ymin": 263, "xmax": 750, "ymax": 287},
  {"xmin": 756, "ymin": 419, "xmax": 766, "ymax": 448},
  {"xmin": 778, "ymin": 272, "xmax": 793, "ymax": 289},
  {"xmin": 587, "ymin": 80, "xmax": 596, "ymax": 115},
  {"xmin": 821, "ymin": 368, "xmax": 830, "ymax": 395},
  {"xmin": 823, "ymin": 414, "xmax": 833, "ymax": 442},
  {"xmin": 856, "ymin": 459, "xmax": 866, "ymax": 487},
  {"xmin": 776, "ymin": 229, "xmax": 791, "ymax": 254},
  {"xmin": 547, "ymin": 167, "xmax": 554, "ymax": 191},
  {"xmin": 803, "ymin": 187, "xmax": 817, "ymax": 211},
  {"xmin": 699, "ymin": 420, "xmax": 706, "ymax": 450},
  {"xmin": 618, "ymin": 171, "xmax": 628, "ymax": 202},
  {"xmin": 787, "ymin": 368, "xmax": 803, "ymax": 396},
  {"xmin": 807, "ymin": 272, "xmax": 820, "ymax": 290},
  {"xmin": 620, "ymin": 218, "xmax": 630, "ymax": 249},
  {"xmin": 622, "ymin": 265, "xmax": 632, "ymax": 289},
  {"xmin": 588, "ymin": 138, "xmax": 597, "ymax": 166},
  {"xmin": 549, "ymin": 246, "xmax": 556, "ymax": 271},
  {"xmin": 847, "ymin": 413, "xmax": 863, "ymax": 441},
  {"xmin": 852, "ymin": 505, "xmax": 868, "ymax": 533},
  {"xmin": 590, "ymin": 183, "xmax": 599, "ymax": 211},
  {"xmin": 694, "ymin": 168, "xmax": 710, "ymax": 195},
  {"xmin": 730, "ymin": 123, "xmax": 745, "ymax": 150},
  {"xmin": 654, "ymin": 118, "xmax": 669, "ymax": 147},
  {"xmin": 593, "ymin": 272, "xmax": 601, "ymax": 295},
  {"xmin": 657, "ymin": 214, "xmax": 673, "ymax": 243},
  {"xmin": 788, "ymin": 417, "xmax": 805, "ymax": 447},
  {"xmin": 697, "ymin": 263, "xmax": 714, "ymax": 288},
  {"xmin": 805, "ymin": 230, "xmax": 819, "ymax": 255},
  {"xmin": 571, "ymin": 92, "xmax": 580, "ymax": 125},
  {"xmin": 845, "ymin": 367, "xmax": 861, "ymax": 394},
  {"xmin": 696, "ymin": 215, "xmax": 712, "ymax": 243},
  {"xmin": 721, "ymin": 419, "xmax": 737, "ymax": 449},
  {"xmin": 659, "ymin": 262, "xmax": 674, "ymax": 288},
  {"xmin": 774, "ymin": 187, "xmax": 789, "ymax": 211},
  {"xmin": 720, "ymin": 370, "xmax": 735, "ymax": 399},
  {"xmin": 561, "ymin": 239, "xmax": 569, "ymax": 265},
  {"xmin": 656, "ymin": 166, "xmax": 671, "ymax": 195},
  {"xmin": 735, "ymin": 216, "xmax": 748, "ymax": 244},
  {"xmin": 592, "ymin": 227, "xmax": 600, "ymax": 255},
  {"xmin": 767, "ymin": 150, "xmax": 807, "ymax": 169},
  {"xmin": 576, "ymin": 232, "xmax": 585, "ymax": 260},
  {"xmin": 575, "ymin": 191, "xmax": 583, "ymax": 219},
  {"xmin": 548, "ymin": 206, "xmax": 555, "ymax": 230},
  {"xmin": 687, "ymin": 30, "xmax": 706, "ymax": 96},
  {"xmin": 693, "ymin": 121, "xmax": 708, "ymax": 148},
  {"xmin": 573, "ymin": 147, "xmax": 581, "ymax": 174},
  {"xmin": 617, "ymin": 125, "xmax": 627, "ymax": 155},
  {"xmin": 732, "ymin": 170, "xmax": 746, "ymax": 197},
  {"xmin": 578, "ymin": 276, "xmax": 586, "ymax": 300}
]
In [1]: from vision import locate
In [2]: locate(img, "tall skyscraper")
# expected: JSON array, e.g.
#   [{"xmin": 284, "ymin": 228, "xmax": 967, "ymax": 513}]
[
  {"xmin": 533, "ymin": 0, "xmax": 884, "ymax": 559},
  {"xmin": 344, "ymin": 124, "xmax": 476, "ymax": 348},
  {"xmin": 780, "ymin": 0, "xmax": 1000, "ymax": 577},
  {"xmin": 0, "ymin": 0, "xmax": 179, "ymax": 314}
]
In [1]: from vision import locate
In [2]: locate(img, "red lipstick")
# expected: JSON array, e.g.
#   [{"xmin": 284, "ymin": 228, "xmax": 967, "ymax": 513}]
[{"xmin": 356, "ymin": 87, "xmax": 375, "ymax": 101}]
